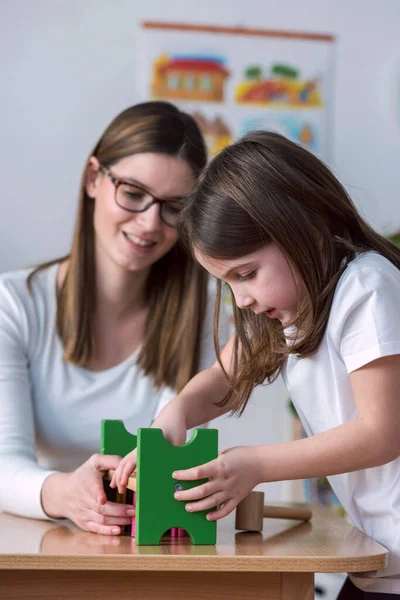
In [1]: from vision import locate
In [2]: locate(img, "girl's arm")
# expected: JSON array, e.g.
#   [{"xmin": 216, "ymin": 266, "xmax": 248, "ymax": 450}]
[
  {"xmin": 155, "ymin": 334, "xmax": 237, "ymax": 436},
  {"xmin": 257, "ymin": 353, "xmax": 400, "ymax": 482},
  {"xmin": 173, "ymin": 353, "xmax": 400, "ymax": 520},
  {"xmin": 111, "ymin": 336, "xmax": 237, "ymax": 492},
  {"xmin": 154, "ymin": 292, "xmax": 233, "ymax": 422}
]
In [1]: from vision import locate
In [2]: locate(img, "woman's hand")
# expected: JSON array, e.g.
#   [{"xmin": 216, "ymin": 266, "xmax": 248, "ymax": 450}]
[
  {"xmin": 41, "ymin": 454, "xmax": 135, "ymax": 535},
  {"xmin": 110, "ymin": 404, "xmax": 188, "ymax": 494},
  {"xmin": 41, "ymin": 524, "xmax": 124, "ymax": 554},
  {"xmin": 172, "ymin": 446, "xmax": 263, "ymax": 520}
]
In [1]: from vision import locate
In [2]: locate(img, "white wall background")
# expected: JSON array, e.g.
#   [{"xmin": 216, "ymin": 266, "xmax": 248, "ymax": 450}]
[{"xmin": 1, "ymin": 0, "xmax": 399, "ymax": 501}]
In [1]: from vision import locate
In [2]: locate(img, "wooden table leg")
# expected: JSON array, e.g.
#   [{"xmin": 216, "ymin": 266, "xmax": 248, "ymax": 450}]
[
  {"xmin": 1, "ymin": 570, "xmax": 314, "ymax": 599},
  {"xmin": 282, "ymin": 572, "xmax": 315, "ymax": 599}
]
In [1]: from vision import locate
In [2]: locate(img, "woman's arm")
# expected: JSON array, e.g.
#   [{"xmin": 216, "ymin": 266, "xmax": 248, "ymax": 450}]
[
  {"xmin": 0, "ymin": 277, "xmax": 134, "ymax": 534},
  {"xmin": 0, "ymin": 279, "xmax": 57, "ymax": 519}
]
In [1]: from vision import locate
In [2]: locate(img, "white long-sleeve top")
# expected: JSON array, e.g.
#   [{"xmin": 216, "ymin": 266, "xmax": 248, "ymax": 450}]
[{"xmin": 0, "ymin": 264, "xmax": 230, "ymax": 520}]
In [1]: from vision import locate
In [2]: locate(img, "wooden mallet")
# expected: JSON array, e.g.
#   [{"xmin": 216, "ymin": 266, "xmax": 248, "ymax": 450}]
[{"xmin": 235, "ymin": 491, "xmax": 312, "ymax": 532}]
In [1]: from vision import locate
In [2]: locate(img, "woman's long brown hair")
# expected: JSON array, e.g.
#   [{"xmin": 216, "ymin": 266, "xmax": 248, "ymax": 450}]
[
  {"xmin": 178, "ymin": 130, "xmax": 400, "ymax": 414},
  {"xmin": 28, "ymin": 101, "xmax": 208, "ymax": 392}
]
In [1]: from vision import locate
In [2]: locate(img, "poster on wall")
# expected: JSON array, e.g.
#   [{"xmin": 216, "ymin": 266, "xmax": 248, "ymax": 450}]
[{"xmin": 136, "ymin": 22, "xmax": 335, "ymax": 161}]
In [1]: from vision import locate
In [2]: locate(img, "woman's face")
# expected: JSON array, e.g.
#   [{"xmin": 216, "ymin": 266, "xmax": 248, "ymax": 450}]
[{"xmin": 87, "ymin": 153, "xmax": 195, "ymax": 275}]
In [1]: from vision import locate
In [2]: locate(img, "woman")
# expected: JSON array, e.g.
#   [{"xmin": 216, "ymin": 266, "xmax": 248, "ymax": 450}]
[{"xmin": 0, "ymin": 101, "xmax": 229, "ymax": 535}]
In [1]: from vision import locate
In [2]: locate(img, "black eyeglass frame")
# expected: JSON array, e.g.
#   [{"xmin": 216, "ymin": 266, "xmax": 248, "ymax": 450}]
[{"xmin": 98, "ymin": 164, "xmax": 182, "ymax": 228}]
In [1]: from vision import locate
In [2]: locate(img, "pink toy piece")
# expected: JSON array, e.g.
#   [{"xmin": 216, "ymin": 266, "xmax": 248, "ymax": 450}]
[{"xmin": 131, "ymin": 491, "xmax": 136, "ymax": 537}]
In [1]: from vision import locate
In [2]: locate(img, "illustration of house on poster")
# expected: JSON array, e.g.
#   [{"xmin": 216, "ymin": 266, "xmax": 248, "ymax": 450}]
[
  {"xmin": 136, "ymin": 23, "xmax": 335, "ymax": 160},
  {"xmin": 152, "ymin": 54, "xmax": 230, "ymax": 103}
]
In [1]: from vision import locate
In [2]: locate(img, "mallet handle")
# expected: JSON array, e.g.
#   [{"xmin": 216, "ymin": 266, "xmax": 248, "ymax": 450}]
[{"xmin": 263, "ymin": 505, "xmax": 312, "ymax": 521}]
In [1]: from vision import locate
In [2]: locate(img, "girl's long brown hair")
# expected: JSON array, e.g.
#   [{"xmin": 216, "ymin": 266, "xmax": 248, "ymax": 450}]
[
  {"xmin": 28, "ymin": 101, "xmax": 208, "ymax": 392},
  {"xmin": 178, "ymin": 130, "xmax": 400, "ymax": 414}
]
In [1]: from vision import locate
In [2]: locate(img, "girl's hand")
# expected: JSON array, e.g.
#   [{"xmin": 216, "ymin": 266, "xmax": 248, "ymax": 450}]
[
  {"xmin": 110, "ymin": 448, "xmax": 138, "ymax": 495},
  {"xmin": 42, "ymin": 454, "xmax": 135, "ymax": 535},
  {"xmin": 172, "ymin": 446, "xmax": 262, "ymax": 520},
  {"xmin": 110, "ymin": 404, "xmax": 188, "ymax": 494}
]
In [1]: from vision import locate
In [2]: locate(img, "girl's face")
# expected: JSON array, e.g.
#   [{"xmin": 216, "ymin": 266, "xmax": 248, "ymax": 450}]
[
  {"xmin": 194, "ymin": 243, "xmax": 304, "ymax": 326},
  {"xmin": 86, "ymin": 153, "xmax": 195, "ymax": 275}
]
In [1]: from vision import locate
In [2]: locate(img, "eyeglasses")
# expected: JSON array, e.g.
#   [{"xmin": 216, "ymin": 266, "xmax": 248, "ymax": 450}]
[{"xmin": 99, "ymin": 164, "xmax": 184, "ymax": 228}]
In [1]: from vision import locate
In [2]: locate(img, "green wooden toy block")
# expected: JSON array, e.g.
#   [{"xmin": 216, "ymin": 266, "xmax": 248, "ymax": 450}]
[
  {"xmin": 100, "ymin": 420, "xmax": 218, "ymax": 545},
  {"xmin": 136, "ymin": 427, "xmax": 218, "ymax": 545},
  {"xmin": 100, "ymin": 420, "xmax": 137, "ymax": 456}
]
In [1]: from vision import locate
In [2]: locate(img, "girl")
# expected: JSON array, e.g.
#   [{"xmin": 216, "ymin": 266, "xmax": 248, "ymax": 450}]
[
  {"xmin": 0, "ymin": 101, "xmax": 229, "ymax": 536},
  {"xmin": 112, "ymin": 131, "xmax": 400, "ymax": 598}
]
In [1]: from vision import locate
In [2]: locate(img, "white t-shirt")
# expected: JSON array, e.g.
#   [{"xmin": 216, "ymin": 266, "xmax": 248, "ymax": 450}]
[
  {"xmin": 283, "ymin": 252, "xmax": 400, "ymax": 594},
  {"xmin": 0, "ymin": 264, "xmax": 230, "ymax": 521}
]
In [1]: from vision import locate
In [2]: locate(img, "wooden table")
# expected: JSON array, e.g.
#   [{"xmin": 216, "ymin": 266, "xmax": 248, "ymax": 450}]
[{"xmin": 0, "ymin": 505, "xmax": 387, "ymax": 600}]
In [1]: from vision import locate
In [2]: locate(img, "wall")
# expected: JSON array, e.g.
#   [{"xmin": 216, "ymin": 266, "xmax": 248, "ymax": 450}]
[{"xmin": 1, "ymin": 0, "xmax": 399, "ymax": 501}]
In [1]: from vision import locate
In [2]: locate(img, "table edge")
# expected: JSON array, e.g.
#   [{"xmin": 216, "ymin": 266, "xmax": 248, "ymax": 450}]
[{"xmin": 0, "ymin": 551, "xmax": 388, "ymax": 573}]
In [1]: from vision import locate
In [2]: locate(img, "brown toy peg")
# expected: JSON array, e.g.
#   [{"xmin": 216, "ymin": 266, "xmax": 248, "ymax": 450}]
[
  {"xmin": 235, "ymin": 491, "xmax": 312, "ymax": 532},
  {"xmin": 106, "ymin": 469, "xmax": 137, "ymax": 492}
]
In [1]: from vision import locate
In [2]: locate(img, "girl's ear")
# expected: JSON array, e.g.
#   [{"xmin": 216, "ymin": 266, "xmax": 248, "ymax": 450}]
[{"xmin": 85, "ymin": 156, "xmax": 101, "ymax": 198}]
